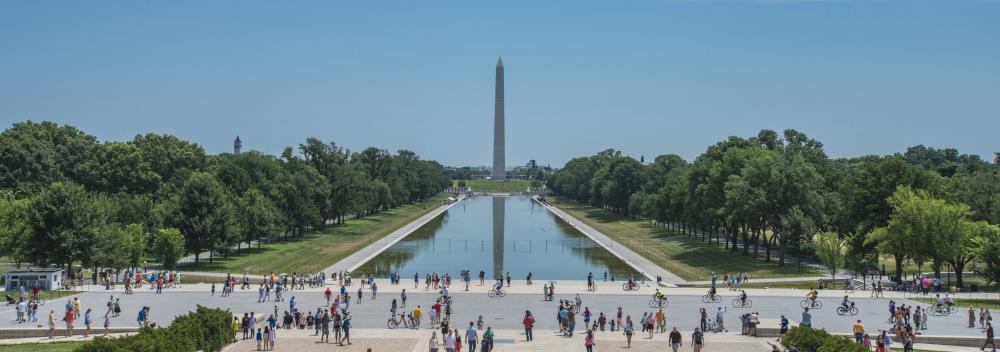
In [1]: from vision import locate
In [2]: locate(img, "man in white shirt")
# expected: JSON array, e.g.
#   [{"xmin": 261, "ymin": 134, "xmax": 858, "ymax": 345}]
[{"xmin": 444, "ymin": 331, "xmax": 457, "ymax": 352}]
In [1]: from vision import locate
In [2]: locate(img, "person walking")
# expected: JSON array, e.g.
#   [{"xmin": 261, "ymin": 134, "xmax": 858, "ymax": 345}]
[
  {"xmin": 321, "ymin": 312, "xmax": 331, "ymax": 343},
  {"xmin": 429, "ymin": 331, "xmax": 440, "ymax": 352},
  {"xmin": 692, "ymin": 327, "xmax": 705, "ymax": 352},
  {"xmin": 338, "ymin": 314, "xmax": 352, "ymax": 346},
  {"xmin": 716, "ymin": 307, "xmax": 726, "ymax": 330},
  {"xmin": 853, "ymin": 319, "xmax": 865, "ymax": 344},
  {"xmin": 984, "ymin": 322, "xmax": 997, "ymax": 351},
  {"xmin": 971, "ymin": 306, "xmax": 978, "ymax": 328},
  {"xmin": 623, "ymin": 316, "xmax": 634, "ymax": 348},
  {"xmin": 584, "ymin": 329, "xmax": 595, "ymax": 352},
  {"xmin": 466, "ymin": 321, "xmax": 479, "ymax": 352},
  {"xmin": 444, "ymin": 329, "xmax": 456, "ymax": 352},
  {"xmin": 669, "ymin": 326, "xmax": 682, "ymax": 352},
  {"xmin": 522, "ymin": 311, "xmax": 535, "ymax": 341},
  {"xmin": 47, "ymin": 310, "xmax": 56, "ymax": 339},
  {"xmin": 64, "ymin": 308, "xmax": 76, "ymax": 337}
]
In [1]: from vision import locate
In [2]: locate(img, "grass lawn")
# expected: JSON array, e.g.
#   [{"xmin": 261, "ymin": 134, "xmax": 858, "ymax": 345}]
[
  {"xmin": 911, "ymin": 297, "xmax": 1000, "ymax": 310},
  {"xmin": 180, "ymin": 195, "xmax": 447, "ymax": 274},
  {"xmin": 547, "ymin": 196, "xmax": 822, "ymax": 282},
  {"xmin": 0, "ymin": 342, "xmax": 86, "ymax": 352},
  {"xmin": 457, "ymin": 180, "xmax": 533, "ymax": 193}
]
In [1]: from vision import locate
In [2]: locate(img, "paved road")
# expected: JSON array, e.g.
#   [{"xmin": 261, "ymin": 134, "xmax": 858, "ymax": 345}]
[{"xmin": 1, "ymin": 287, "xmax": 986, "ymax": 339}]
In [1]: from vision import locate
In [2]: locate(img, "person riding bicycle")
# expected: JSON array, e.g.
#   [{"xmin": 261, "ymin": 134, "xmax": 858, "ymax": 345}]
[
  {"xmin": 739, "ymin": 290, "xmax": 748, "ymax": 306},
  {"xmin": 493, "ymin": 279, "xmax": 503, "ymax": 292},
  {"xmin": 807, "ymin": 288, "xmax": 818, "ymax": 302},
  {"xmin": 934, "ymin": 293, "xmax": 945, "ymax": 311},
  {"xmin": 708, "ymin": 286, "xmax": 717, "ymax": 298},
  {"xmin": 841, "ymin": 295, "xmax": 854, "ymax": 309},
  {"xmin": 944, "ymin": 293, "xmax": 954, "ymax": 309},
  {"xmin": 653, "ymin": 289, "xmax": 665, "ymax": 302},
  {"xmin": 628, "ymin": 274, "xmax": 636, "ymax": 287}
]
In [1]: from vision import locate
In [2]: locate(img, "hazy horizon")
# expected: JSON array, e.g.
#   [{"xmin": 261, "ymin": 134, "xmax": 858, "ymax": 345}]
[{"xmin": 2, "ymin": 1, "xmax": 997, "ymax": 167}]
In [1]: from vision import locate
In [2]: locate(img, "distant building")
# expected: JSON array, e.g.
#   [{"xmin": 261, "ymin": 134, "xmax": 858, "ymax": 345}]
[
  {"xmin": 234, "ymin": 136, "xmax": 242, "ymax": 154},
  {"xmin": 527, "ymin": 159, "xmax": 537, "ymax": 170},
  {"xmin": 4, "ymin": 268, "xmax": 64, "ymax": 291}
]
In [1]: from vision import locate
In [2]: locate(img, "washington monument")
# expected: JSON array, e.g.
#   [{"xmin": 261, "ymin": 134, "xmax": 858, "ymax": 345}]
[{"xmin": 492, "ymin": 56, "xmax": 505, "ymax": 180}]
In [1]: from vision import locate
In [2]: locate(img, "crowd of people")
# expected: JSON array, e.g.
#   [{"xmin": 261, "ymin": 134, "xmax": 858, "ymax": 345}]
[{"xmin": 7, "ymin": 267, "xmax": 998, "ymax": 352}]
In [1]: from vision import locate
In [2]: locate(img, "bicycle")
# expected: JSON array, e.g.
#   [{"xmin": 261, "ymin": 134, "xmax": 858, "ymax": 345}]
[
  {"xmin": 649, "ymin": 296, "xmax": 668, "ymax": 308},
  {"xmin": 836, "ymin": 305, "xmax": 859, "ymax": 316},
  {"xmin": 701, "ymin": 294, "xmax": 721, "ymax": 303},
  {"xmin": 800, "ymin": 299, "xmax": 822, "ymax": 309},
  {"xmin": 732, "ymin": 298, "xmax": 753, "ymax": 308},
  {"xmin": 928, "ymin": 305, "xmax": 954, "ymax": 316},
  {"xmin": 488, "ymin": 288, "xmax": 506, "ymax": 298},
  {"xmin": 705, "ymin": 318, "xmax": 725, "ymax": 333},
  {"xmin": 622, "ymin": 282, "xmax": 639, "ymax": 291},
  {"xmin": 31, "ymin": 294, "xmax": 46, "ymax": 306},
  {"xmin": 387, "ymin": 313, "xmax": 417, "ymax": 329}
]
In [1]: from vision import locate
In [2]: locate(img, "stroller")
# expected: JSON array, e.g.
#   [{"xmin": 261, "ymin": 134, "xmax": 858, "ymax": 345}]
[{"xmin": 4, "ymin": 294, "xmax": 16, "ymax": 305}]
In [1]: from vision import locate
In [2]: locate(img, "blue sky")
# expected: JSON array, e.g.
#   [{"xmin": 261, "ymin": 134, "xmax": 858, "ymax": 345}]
[{"xmin": 1, "ymin": 1, "xmax": 997, "ymax": 167}]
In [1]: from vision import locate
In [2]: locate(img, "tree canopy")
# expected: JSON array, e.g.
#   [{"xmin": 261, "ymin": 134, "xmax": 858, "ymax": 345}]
[{"xmin": 0, "ymin": 120, "xmax": 450, "ymax": 271}]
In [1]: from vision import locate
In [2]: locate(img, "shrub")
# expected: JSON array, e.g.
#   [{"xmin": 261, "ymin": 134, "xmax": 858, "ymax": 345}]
[
  {"xmin": 781, "ymin": 326, "xmax": 831, "ymax": 352},
  {"xmin": 75, "ymin": 305, "xmax": 231, "ymax": 352},
  {"xmin": 817, "ymin": 337, "xmax": 868, "ymax": 352},
  {"xmin": 781, "ymin": 326, "xmax": 866, "ymax": 352}
]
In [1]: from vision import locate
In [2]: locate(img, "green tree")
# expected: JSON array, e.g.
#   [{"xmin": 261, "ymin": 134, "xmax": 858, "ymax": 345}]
[
  {"xmin": 154, "ymin": 228, "xmax": 186, "ymax": 270},
  {"xmin": 975, "ymin": 225, "xmax": 1000, "ymax": 289},
  {"xmin": 0, "ymin": 191, "xmax": 29, "ymax": 266},
  {"xmin": 121, "ymin": 223, "xmax": 149, "ymax": 270},
  {"xmin": 25, "ymin": 182, "xmax": 110, "ymax": 273},
  {"xmin": 78, "ymin": 142, "xmax": 161, "ymax": 194},
  {"xmin": 236, "ymin": 188, "xmax": 281, "ymax": 250},
  {"xmin": 812, "ymin": 232, "xmax": 845, "ymax": 280},
  {"xmin": 0, "ymin": 121, "xmax": 99, "ymax": 196},
  {"xmin": 130, "ymin": 133, "xmax": 207, "ymax": 186},
  {"xmin": 178, "ymin": 172, "xmax": 232, "ymax": 264}
]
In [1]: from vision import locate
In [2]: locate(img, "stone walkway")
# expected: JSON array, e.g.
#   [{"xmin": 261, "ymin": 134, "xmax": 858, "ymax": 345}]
[
  {"xmin": 533, "ymin": 197, "xmax": 686, "ymax": 285},
  {"xmin": 219, "ymin": 328, "xmax": 982, "ymax": 352}
]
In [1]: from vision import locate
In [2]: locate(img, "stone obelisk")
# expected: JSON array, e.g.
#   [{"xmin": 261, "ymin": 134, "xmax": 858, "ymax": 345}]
[{"xmin": 492, "ymin": 56, "xmax": 506, "ymax": 180}]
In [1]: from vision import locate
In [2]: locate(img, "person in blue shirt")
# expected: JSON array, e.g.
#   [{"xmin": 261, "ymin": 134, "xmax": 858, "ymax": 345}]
[
  {"xmin": 801, "ymin": 308, "xmax": 812, "ymax": 327},
  {"xmin": 255, "ymin": 328, "xmax": 263, "ymax": 350},
  {"xmin": 136, "ymin": 307, "xmax": 147, "ymax": 327},
  {"xmin": 466, "ymin": 321, "xmax": 479, "ymax": 352},
  {"xmin": 779, "ymin": 315, "xmax": 789, "ymax": 340}
]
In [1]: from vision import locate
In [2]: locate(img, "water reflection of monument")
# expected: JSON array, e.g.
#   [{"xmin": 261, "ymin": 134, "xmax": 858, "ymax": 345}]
[{"xmin": 492, "ymin": 196, "xmax": 505, "ymax": 279}]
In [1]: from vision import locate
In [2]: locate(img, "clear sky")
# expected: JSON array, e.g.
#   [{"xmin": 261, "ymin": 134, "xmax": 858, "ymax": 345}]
[{"xmin": 1, "ymin": 1, "xmax": 997, "ymax": 167}]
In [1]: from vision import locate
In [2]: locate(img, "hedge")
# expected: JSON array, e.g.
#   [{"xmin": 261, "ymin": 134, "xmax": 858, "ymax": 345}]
[
  {"xmin": 74, "ymin": 305, "xmax": 232, "ymax": 352},
  {"xmin": 781, "ymin": 326, "xmax": 867, "ymax": 352}
]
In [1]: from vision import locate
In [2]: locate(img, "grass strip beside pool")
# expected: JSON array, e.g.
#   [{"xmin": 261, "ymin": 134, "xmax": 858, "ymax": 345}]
[
  {"xmin": 182, "ymin": 195, "xmax": 447, "ymax": 274},
  {"xmin": 546, "ymin": 196, "xmax": 821, "ymax": 281}
]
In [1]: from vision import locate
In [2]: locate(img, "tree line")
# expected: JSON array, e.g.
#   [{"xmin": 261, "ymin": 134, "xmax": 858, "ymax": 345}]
[
  {"xmin": 0, "ymin": 120, "xmax": 450, "ymax": 274},
  {"xmin": 547, "ymin": 129, "xmax": 1000, "ymax": 288}
]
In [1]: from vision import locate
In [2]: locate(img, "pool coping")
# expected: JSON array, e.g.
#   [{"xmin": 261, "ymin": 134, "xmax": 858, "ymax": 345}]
[
  {"xmin": 324, "ymin": 195, "xmax": 466, "ymax": 274},
  {"xmin": 531, "ymin": 196, "xmax": 687, "ymax": 286}
]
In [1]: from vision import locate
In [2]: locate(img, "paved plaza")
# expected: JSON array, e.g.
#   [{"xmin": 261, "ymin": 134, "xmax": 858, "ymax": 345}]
[{"xmin": 2, "ymin": 280, "xmax": 992, "ymax": 351}]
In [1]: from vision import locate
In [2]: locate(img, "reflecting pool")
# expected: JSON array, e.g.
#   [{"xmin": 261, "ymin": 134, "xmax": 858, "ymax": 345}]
[{"xmin": 353, "ymin": 196, "xmax": 641, "ymax": 280}]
